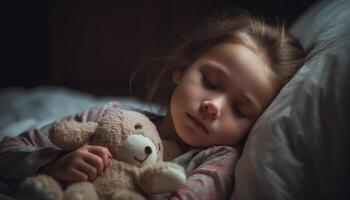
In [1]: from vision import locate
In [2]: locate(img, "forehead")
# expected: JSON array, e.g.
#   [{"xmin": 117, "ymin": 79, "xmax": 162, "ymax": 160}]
[{"xmin": 193, "ymin": 43, "xmax": 280, "ymax": 112}]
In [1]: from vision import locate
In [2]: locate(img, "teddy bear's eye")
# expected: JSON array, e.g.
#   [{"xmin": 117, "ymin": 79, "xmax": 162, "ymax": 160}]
[{"xmin": 134, "ymin": 123, "xmax": 143, "ymax": 130}]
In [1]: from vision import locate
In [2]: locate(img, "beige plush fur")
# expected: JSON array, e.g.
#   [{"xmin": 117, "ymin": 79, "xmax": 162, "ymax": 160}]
[{"xmin": 19, "ymin": 109, "xmax": 186, "ymax": 200}]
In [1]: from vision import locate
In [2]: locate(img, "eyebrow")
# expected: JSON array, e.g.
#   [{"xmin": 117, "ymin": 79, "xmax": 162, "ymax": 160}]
[
  {"xmin": 203, "ymin": 62, "xmax": 230, "ymax": 79},
  {"xmin": 203, "ymin": 63, "xmax": 262, "ymax": 116}
]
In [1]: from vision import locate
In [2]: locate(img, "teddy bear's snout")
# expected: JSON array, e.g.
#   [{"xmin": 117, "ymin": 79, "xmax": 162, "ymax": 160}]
[{"xmin": 117, "ymin": 134, "xmax": 158, "ymax": 167}]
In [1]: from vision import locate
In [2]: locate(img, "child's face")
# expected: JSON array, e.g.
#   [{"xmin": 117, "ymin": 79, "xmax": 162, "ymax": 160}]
[{"xmin": 170, "ymin": 42, "xmax": 280, "ymax": 147}]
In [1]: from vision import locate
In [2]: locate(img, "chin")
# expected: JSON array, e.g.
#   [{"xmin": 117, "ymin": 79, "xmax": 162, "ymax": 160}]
[{"xmin": 177, "ymin": 133, "xmax": 198, "ymax": 147}]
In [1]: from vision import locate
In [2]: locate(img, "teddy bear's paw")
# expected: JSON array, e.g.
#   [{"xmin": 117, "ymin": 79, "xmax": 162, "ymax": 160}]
[
  {"xmin": 151, "ymin": 167, "xmax": 187, "ymax": 193},
  {"xmin": 19, "ymin": 175, "xmax": 62, "ymax": 200},
  {"xmin": 64, "ymin": 182, "xmax": 98, "ymax": 200},
  {"xmin": 111, "ymin": 189, "xmax": 146, "ymax": 200},
  {"xmin": 140, "ymin": 164, "xmax": 187, "ymax": 194}
]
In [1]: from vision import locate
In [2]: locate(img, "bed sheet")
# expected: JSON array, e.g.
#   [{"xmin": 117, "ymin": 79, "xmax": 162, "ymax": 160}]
[{"xmin": 0, "ymin": 86, "xmax": 161, "ymax": 140}]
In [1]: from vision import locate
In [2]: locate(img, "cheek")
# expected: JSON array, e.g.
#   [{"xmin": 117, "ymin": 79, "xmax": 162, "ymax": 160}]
[
  {"xmin": 220, "ymin": 124, "xmax": 239, "ymax": 144},
  {"xmin": 171, "ymin": 84, "xmax": 198, "ymax": 108},
  {"xmin": 217, "ymin": 117, "xmax": 251, "ymax": 145}
]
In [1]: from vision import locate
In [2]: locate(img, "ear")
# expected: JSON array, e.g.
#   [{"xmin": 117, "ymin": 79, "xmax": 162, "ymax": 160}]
[
  {"xmin": 49, "ymin": 121, "xmax": 98, "ymax": 150},
  {"xmin": 172, "ymin": 69, "xmax": 182, "ymax": 84}
]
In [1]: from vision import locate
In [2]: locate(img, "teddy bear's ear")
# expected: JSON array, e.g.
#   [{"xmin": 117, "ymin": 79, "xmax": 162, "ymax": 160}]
[{"xmin": 49, "ymin": 121, "xmax": 98, "ymax": 150}]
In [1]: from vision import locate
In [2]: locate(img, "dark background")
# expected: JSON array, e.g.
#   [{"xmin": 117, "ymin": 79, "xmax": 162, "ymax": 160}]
[{"xmin": 1, "ymin": 0, "xmax": 317, "ymax": 97}]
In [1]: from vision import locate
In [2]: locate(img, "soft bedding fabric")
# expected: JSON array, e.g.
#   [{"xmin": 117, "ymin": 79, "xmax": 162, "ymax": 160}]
[
  {"xmin": 232, "ymin": 0, "xmax": 350, "ymax": 199},
  {"xmin": 0, "ymin": 86, "xmax": 162, "ymax": 140}
]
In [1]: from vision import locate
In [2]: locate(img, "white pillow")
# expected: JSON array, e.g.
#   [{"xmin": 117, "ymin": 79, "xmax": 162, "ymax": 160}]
[{"xmin": 232, "ymin": 0, "xmax": 350, "ymax": 199}]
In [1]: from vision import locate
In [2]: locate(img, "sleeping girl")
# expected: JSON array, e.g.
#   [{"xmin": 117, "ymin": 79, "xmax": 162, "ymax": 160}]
[{"xmin": 0, "ymin": 12, "xmax": 305, "ymax": 200}]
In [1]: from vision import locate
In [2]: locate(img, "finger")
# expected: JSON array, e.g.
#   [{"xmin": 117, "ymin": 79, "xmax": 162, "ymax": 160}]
[
  {"xmin": 88, "ymin": 145, "xmax": 111, "ymax": 158},
  {"xmin": 76, "ymin": 160, "xmax": 98, "ymax": 181},
  {"xmin": 69, "ymin": 168, "xmax": 89, "ymax": 182},
  {"xmin": 83, "ymin": 154, "xmax": 104, "ymax": 176},
  {"xmin": 87, "ymin": 146, "xmax": 110, "ymax": 168},
  {"xmin": 107, "ymin": 148, "xmax": 112, "ymax": 158}
]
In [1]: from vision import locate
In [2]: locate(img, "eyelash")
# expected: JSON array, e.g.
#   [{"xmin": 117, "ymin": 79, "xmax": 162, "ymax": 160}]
[
  {"xmin": 201, "ymin": 75, "xmax": 218, "ymax": 90},
  {"xmin": 232, "ymin": 106, "xmax": 247, "ymax": 119}
]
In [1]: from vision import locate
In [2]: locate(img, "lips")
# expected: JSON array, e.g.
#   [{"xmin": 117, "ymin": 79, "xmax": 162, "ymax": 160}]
[{"xmin": 186, "ymin": 113, "xmax": 209, "ymax": 135}]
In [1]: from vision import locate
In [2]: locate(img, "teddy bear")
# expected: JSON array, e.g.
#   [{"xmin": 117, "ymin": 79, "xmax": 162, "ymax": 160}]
[{"xmin": 19, "ymin": 109, "xmax": 187, "ymax": 200}]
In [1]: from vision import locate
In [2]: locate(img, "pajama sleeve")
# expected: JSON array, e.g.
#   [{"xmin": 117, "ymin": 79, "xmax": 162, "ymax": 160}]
[
  {"xmin": 150, "ymin": 145, "xmax": 241, "ymax": 200},
  {"xmin": 0, "ymin": 102, "xmax": 121, "ymax": 191}
]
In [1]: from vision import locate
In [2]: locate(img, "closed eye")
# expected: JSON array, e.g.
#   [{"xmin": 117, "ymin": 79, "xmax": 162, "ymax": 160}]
[
  {"xmin": 201, "ymin": 75, "xmax": 218, "ymax": 90},
  {"xmin": 232, "ymin": 106, "xmax": 247, "ymax": 119}
]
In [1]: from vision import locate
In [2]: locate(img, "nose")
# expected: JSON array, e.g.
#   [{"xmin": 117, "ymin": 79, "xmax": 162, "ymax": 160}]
[
  {"xmin": 200, "ymin": 98, "xmax": 223, "ymax": 119},
  {"xmin": 145, "ymin": 146, "xmax": 152, "ymax": 155}
]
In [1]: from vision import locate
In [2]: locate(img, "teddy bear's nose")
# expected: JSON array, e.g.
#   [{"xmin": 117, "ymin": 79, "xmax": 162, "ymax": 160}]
[{"xmin": 145, "ymin": 146, "xmax": 152, "ymax": 155}]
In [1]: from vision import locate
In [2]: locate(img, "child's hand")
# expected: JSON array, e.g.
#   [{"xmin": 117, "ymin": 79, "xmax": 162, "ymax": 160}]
[{"xmin": 47, "ymin": 144, "xmax": 112, "ymax": 182}]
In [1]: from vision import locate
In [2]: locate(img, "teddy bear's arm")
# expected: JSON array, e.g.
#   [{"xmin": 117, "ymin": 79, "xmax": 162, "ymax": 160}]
[
  {"xmin": 49, "ymin": 121, "xmax": 98, "ymax": 150},
  {"xmin": 137, "ymin": 162, "xmax": 186, "ymax": 194}
]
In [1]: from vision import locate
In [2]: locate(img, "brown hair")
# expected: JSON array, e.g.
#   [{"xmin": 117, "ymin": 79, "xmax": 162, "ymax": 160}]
[{"xmin": 130, "ymin": 11, "xmax": 306, "ymax": 107}]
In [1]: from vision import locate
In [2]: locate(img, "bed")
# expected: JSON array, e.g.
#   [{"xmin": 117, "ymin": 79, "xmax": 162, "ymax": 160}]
[
  {"xmin": 0, "ymin": 86, "xmax": 160, "ymax": 141},
  {"xmin": 1, "ymin": 0, "xmax": 349, "ymax": 199}
]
